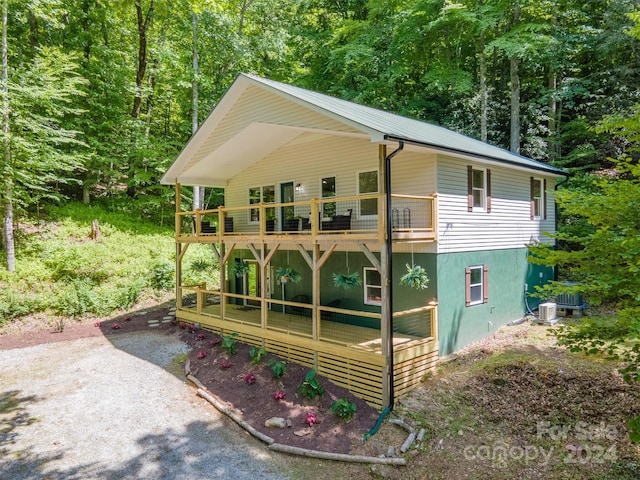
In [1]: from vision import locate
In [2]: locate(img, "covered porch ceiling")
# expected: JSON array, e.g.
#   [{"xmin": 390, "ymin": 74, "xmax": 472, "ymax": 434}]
[{"xmin": 168, "ymin": 122, "xmax": 371, "ymax": 187}]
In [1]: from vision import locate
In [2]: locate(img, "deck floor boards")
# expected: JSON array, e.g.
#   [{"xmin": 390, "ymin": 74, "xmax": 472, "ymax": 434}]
[{"xmin": 183, "ymin": 303, "xmax": 418, "ymax": 354}]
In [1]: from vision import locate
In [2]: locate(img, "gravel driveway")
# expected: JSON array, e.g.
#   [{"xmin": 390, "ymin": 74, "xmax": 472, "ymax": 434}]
[{"xmin": 0, "ymin": 331, "xmax": 296, "ymax": 479}]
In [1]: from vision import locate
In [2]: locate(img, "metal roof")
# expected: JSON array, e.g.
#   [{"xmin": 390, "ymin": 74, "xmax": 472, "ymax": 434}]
[
  {"xmin": 161, "ymin": 73, "xmax": 566, "ymax": 185},
  {"xmin": 246, "ymin": 74, "xmax": 566, "ymax": 176}
]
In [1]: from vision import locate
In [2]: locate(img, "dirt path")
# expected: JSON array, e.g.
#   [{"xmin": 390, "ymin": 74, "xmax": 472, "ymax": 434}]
[{"xmin": 0, "ymin": 331, "xmax": 296, "ymax": 480}]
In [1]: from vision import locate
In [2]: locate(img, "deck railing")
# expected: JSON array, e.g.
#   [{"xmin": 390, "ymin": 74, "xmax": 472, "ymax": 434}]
[
  {"xmin": 176, "ymin": 193, "xmax": 437, "ymax": 242},
  {"xmin": 177, "ymin": 283, "xmax": 437, "ymax": 353}
]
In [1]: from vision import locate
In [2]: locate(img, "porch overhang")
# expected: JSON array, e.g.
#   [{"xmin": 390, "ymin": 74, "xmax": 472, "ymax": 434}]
[{"xmin": 161, "ymin": 122, "xmax": 374, "ymax": 187}]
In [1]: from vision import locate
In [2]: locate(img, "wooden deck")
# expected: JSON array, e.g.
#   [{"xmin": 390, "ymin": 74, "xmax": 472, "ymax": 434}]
[{"xmin": 176, "ymin": 302, "xmax": 438, "ymax": 408}]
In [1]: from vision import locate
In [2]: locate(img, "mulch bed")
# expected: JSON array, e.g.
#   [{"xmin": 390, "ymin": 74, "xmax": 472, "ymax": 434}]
[
  {"xmin": 176, "ymin": 323, "xmax": 381, "ymax": 454},
  {"xmin": 0, "ymin": 306, "xmax": 383, "ymax": 455}
]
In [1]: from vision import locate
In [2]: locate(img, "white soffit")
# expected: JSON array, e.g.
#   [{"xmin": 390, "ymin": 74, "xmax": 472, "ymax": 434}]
[{"xmin": 175, "ymin": 123, "xmax": 305, "ymax": 186}]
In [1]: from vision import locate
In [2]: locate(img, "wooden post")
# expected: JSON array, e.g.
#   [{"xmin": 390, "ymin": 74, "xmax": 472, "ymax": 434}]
[
  {"xmin": 312, "ymin": 244, "xmax": 320, "ymax": 370},
  {"xmin": 220, "ymin": 241, "xmax": 226, "ymax": 321},
  {"xmin": 380, "ymin": 243, "xmax": 390, "ymax": 408},
  {"xmin": 175, "ymin": 183, "xmax": 182, "ymax": 309}
]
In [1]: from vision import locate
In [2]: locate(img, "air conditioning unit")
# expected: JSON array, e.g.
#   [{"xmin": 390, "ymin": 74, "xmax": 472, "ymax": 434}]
[{"xmin": 538, "ymin": 302, "xmax": 557, "ymax": 323}]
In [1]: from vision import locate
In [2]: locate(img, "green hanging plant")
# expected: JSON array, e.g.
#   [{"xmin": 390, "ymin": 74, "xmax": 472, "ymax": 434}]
[
  {"xmin": 231, "ymin": 261, "xmax": 249, "ymax": 278},
  {"xmin": 332, "ymin": 272, "xmax": 362, "ymax": 289},
  {"xmin": 275, "ymin": 266, "xmax": 301, "ymax": 284},
  {"xmin": 400, "ymin": 263, "xmax": 430, "ymax": 290}
]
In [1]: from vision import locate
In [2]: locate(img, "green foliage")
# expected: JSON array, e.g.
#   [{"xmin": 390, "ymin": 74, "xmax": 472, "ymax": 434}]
[
  {"xmin": 400, "ymin": 264, "xmax": 430, "ymax": 290},
  {"xmin": 0, "ymin": 290, "xmax": 45, "ymax": 325},
  {"xmin": 267, "ymin": 359, "xmax": 287, "ymax": 379},
  {"xmin": 553, "ymin": 310, "xmax": 640, "ymax": 442},
  {"xmin": 296, "ymin": 369, "xmax": 324, "ymax": 399},
  {"xmin": 330, "ymin": 397, "xmax": 357, "ymax": 422},
  {"xmin": 221, "ymin": 333, "xmax": 239, "ymax": 355},
  {"xmin": 332, "ymin": 271, "xmax": 362, "ymax": 289},
  {"xmin": 232, "ymin": 261, "xmax": 250, "ymax": 278},
  {"xmin": 0, "ymin": 202, "xmax": 182, "ymax": 323},
  {"xmin": 149, "ymin": 260, "xmax": 175, "ymax": 291},
  {"xmin": 249, "ymin": 346, "xmax": 267, "ymax": 365},
  {"xmin": 275, "ymin": 266, "xmax": 301, "ymax": 284}
]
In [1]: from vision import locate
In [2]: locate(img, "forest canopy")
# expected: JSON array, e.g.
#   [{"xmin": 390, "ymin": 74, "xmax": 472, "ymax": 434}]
[{"xmin": 0, "ymin": 0, "xmax": 639, "ymax": 274}]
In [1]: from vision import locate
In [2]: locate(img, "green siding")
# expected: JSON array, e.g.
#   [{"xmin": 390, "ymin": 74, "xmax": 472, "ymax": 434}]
[
  {"xmin": 228, "ymin": 249, "xmax": 438, "ymax": 315},
  {"xmin": 436, "ymin": 248, "xmax": 553, "ymax": 355},
  {"xmin": 229, "ymin": 247, "xmax": 552, "ymax": 356}
]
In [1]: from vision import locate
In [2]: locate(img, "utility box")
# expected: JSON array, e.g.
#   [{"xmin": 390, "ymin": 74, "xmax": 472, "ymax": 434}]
[
  {"xmin": 537, "ymin": 302, "xmax": 557, "ymax": 324},
  {"xmin": 555, "ymin": 283, "xmax": 587, "ymax": 317}
]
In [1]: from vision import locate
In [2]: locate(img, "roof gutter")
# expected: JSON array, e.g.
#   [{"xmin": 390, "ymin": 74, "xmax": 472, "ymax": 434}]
[
  {"xmin": 383, "ymin": 134, "xmax": 567, "ymax": 177},
  {"xmin": 384, "ymin": 140, "xmax": 404, "ymax": 410}
]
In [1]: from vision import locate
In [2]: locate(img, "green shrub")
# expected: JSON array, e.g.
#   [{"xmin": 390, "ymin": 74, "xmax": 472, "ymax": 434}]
[
  {"xmin": 330, "ymin": 398, "xmax": 357, "ymax": 422},
  {"xmin": 149, "ymin": 260, "xmax": 175, "ymax": 290},
  {"xmin": 296, "ymin": 369, "xmax": 324, "ymax": 399},
  {"xmin": 0, "ymin": 291, "xmax": 44, "ymax": 325},
  {"xmin": 54, "ymin": 279, "xmax": 96, "ymax": 317},
  {"xmin": 221, "ymin": 333, "xmax": 239, "ymax": 355},
  {"xmin": 268, "ymin": 359, "xmax": 287, "ymax": 378},
  {"xmin": 249, "ymin": 346, "xmax": 267, "ymax": 364}
]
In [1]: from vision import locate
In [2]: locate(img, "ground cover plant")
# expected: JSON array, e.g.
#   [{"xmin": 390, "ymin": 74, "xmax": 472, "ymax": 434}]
[{"xmin": 0, "ymin": 202, "xmax": 220, "ymax": 331}]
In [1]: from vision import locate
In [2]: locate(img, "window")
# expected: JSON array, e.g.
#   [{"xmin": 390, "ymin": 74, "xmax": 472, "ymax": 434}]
[
  {"xmin": 467, "ymin": 166, "xmax": 491, "ymax": 212},
  {"xmin": 364, "ymin": 267, "xmax": 382, "ymax": 305},
  {"xmin": 358, "ymin": 170, "xmax": 378, "ymax": 217},
  {"xmin": 321, "ymin": 176, "xmax": 336, "ymax": 219},
  {"xmin": 249, "ymin": 185, "xmax": 275, "ymax": 222},
  {"xmin": 465, "ymin": 265, "xmax": 488, "ymax": 306},
  {"xmin": 530, "ymin": 177, "xmax": 546, "ymax": 220}
]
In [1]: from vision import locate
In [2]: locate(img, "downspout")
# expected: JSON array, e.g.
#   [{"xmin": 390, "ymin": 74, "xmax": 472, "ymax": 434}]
[{"xmin": 384, "ymin": 141, "xmax": 404, "ymax": 410}]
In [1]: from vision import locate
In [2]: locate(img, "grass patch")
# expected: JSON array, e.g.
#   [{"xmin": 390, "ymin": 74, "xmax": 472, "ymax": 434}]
[{"xmin": 0, "ymin": 202, "xmax": 219, "ymax": 327}]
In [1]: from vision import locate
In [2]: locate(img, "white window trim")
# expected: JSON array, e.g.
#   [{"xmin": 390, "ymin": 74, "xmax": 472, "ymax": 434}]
[
  {"xmin": 363, "ymin": 267, "xmax": 382, "ymax": 306},
  {"xmin": 472, "ymin": 168, "xmax": 486, "ymax": 212},
  {"xmin": 357, "ymin": 169, "xmax": 379, "ymax": 219},
  {"xmin": 532, "ymin": 178, "xmax": 543, "ymax": 219},
  {"xmin": 248, "ymin": 185, "xmax": 275, "ymax": 224},
  {"xmin": 468, "ymin": 265, "xmax": 484, "ymax": 306}
]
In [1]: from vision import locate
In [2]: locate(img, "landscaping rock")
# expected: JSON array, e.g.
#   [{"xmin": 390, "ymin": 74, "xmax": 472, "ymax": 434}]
[{"xmin": 265, "ymin": 417, "xmax": 287, "ymax": 429}]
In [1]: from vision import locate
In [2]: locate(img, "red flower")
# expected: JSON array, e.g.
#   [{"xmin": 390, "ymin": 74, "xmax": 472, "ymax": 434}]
[
  {"xmin": 273, "ymin": 390, "xmax": 286, "ymax": 401},
  {"xmin": 220, "ymin": 359, "xmax": 233, "ymax": 369},
  {"xmin": 125, "ymin": 316, "xmax": 131, "ymax": 322},
  {"xmin": 196, "ymin": 350, "xmax": 207, "ymax": 359},
  {"xmin": 306, "ymin": 412, "xmax": 317, "ymax": 427},
  {"xmin": 195, "ymin": 333, "xmax": 206, "ymax": 341},
  {"xmin": 243, "ymin": 373, "xmax": 256, "ymax": 384},
  {"xmin": 94, "ymin": 321, "xmax": 101, "ymax": 327},
  {"xmin": 209, "ymin": 338, "xmax": 221, "ymax": 346},
  {"xmin": 111, "ymin": 323, "xmax": 121, "ymax": 330}
]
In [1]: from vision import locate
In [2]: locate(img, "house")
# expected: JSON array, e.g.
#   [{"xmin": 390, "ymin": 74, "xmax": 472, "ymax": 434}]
[{"xmin": 161, "ymin": 73, "xmax": 566, "ymax": 408}]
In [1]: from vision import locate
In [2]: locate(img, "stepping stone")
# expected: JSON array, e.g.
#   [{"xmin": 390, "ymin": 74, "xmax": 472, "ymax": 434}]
[
  {"xmin": 149, "ymin": 324, "xmax": 159, "ymax": 328},
  {"xmin": 163, "ymin": 316, "xmax": 173, "ymax": 321},
  {"xmin": 148, "ymin": 320, "xmax": 160, "ymax": 325}
]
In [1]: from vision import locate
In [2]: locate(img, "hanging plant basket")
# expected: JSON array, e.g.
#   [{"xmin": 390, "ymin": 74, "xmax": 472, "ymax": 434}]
[
  {"xmin": 275, "ymin": 266, "xmax": 301, "ymax": 284},
  {"xmin": 332, "ymin": 272, "xmax": 362, "ymax": 289},
  {"xmin": 400, "ymin": 263, "xmax": 430, "ymax": 290},
  {"xmin": 231, "ymin": 261, "xmax": 249, "ymax": 278}
]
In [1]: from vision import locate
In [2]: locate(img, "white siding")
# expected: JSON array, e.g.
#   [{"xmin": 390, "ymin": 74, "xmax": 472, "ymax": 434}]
[{"xmin": 436, "ymin": 155, "xmax": 557, "ymax": 253}]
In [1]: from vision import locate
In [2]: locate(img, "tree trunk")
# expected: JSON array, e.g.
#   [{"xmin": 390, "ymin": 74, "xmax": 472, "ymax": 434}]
[
  {"xmin": 509, "ymin": 3, "xmax": 521, "ymax": 154},
  {"xmin": 479, "ymin": 32, "xmax": 487, "ymax": 143},
  {"xmin": 192, "ymin": 10, "xmax": 203, "ymax": 211},
  {"xmin": 132, "ymin": 0, "xmax": 154, "ymax": 118},
  {"xmin": 548, "ymin": 72, "xmax": 558, "ymax": 161},
  {"xmin": 2, "ymin": 0, "xmax": 14, "ymax": 272}
]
